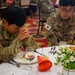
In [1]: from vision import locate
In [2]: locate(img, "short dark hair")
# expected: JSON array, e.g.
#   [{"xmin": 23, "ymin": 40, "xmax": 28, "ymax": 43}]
[
  {"xmin": 59, "ymin": 0, "xmax": 75, "ymax": 6},
  {"xmin": 3, "ymin": 5, "xmax": 26, "ymax": 26}
]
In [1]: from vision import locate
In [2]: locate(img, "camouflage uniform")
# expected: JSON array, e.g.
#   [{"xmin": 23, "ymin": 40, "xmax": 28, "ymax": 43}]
[
  {"xmin": 43, "ymin": 13, "xmax": 75, "ymax": 46},
  {"xmin": 0, "ymin": 21, "xmax": 37, "ymax": 62},
  {"xmin": 30, "ymin": 0, "xmax": 56, "ymax": 19},
  {"xmin": 39, "ymin": 0, "xmax": 56, "ymax": 19}
]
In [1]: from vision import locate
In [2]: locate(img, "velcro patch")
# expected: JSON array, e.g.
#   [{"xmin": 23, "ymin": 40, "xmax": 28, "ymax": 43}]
[{"xmin": 45, "ymin": 24, "xmax": 51, "ymax": 30}]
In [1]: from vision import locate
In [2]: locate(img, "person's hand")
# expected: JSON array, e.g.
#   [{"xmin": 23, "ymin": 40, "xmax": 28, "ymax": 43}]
[{"xmin": 17, "ymin": 26, "xmax": 30, "ymax": 41}]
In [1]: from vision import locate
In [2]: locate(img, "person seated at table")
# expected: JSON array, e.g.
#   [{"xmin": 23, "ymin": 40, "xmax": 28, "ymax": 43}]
[
  {"xmin": 0, "ymin": 5, "xmax": 37, "ymax": 62},
  {"xmin": 43, "ymin": 0, "xmax": 75, "ymax": 46},
  {"xmin": 38, "ymin": 0, "xmax": 56, "ymax": 20},
  {"xmin": 28, "ymin": 0, "xmax": 55, "ymax": 19}
]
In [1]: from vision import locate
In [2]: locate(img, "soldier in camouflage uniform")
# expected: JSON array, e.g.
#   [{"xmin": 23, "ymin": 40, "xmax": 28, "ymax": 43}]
[
  {"xmin": 30, "ymin": 0, "xmax": 55, "ymax": 19},
  {"xmin": 38, "ymin": 0, "xmax": 56, "ymax": 20},
  {"xmin": 0, "ymin": 5, "xmax": 37, "ymax": 62},
  {"xmin": 43, "ymin": 0, "xmax": 75, "ymax": 46}
]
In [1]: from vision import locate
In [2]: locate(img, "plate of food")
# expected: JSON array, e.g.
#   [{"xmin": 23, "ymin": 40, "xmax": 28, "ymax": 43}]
[{"xmin": 13, "ymin": 52, "xmax": 41, "ymax": 64}]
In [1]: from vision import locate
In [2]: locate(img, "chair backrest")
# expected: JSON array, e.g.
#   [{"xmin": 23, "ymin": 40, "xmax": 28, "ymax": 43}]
[{"xmin": 20, "ymin": 0, "xmax": 30, "ymax": 7}]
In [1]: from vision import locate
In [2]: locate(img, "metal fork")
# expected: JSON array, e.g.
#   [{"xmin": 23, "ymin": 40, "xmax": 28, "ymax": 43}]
[{"xmin": 49, "ymin": 46, "xmax": 56, "ymax": 55}]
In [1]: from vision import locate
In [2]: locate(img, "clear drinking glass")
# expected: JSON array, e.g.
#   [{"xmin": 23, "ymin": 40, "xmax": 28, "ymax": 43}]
[
  {"xmin": 59, "ymin": 41, "xmax": 67, "ymax": 45},
  {"xmin": 58, "ymin": 41, "xmax": 67, "ymax": 49},
  {"xmin": 25, "ymin": 47, "xmax": 35, "ymax": 70}
]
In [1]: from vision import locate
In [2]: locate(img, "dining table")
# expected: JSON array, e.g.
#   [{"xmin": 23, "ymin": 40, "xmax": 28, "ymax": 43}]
[{"xmin": 0, "ymin": 46, "xmax": 63, "ymax": 75}]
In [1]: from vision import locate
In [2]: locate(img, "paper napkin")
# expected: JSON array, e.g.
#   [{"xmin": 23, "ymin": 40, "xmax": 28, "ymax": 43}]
[{"xmin": 37, "ymin": 56, "xmax": 52, "ymax": 71}]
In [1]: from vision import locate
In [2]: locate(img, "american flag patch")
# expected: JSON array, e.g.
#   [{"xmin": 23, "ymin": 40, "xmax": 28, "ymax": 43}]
[{"xmin": 45, "ymin": 24, "xmax": 51, "ymax": 30}]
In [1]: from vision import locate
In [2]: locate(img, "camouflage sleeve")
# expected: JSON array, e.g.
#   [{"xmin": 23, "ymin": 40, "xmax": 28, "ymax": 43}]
[
  {"xmin": 42, "ymin": 15, "xmax": 58, "ymax": 46},
  {"xmin": 0, "ymin": 38, "xmax": 22, "ymax": 62},
  {"xmin": 40, "ymin": 0, "xmax": 55, "ymax": 13},
  {"xmin": 42, "ymin": 15, "xmax": 55, "ymax": 37},
  {"xmin": 22, "ymin": 36, "xmax": 37, "ymax": 51}
]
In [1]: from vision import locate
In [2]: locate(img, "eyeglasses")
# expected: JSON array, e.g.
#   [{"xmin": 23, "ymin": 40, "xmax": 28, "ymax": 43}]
[{"xmin": 61, "ymin": 8, "xmax": 74, "ymax": 13}]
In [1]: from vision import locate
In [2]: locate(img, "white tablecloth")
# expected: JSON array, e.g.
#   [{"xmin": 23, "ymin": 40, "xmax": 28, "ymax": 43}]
[{"xmin": 0, "ymin": 46, "xmax": 62, "ymax": 75}]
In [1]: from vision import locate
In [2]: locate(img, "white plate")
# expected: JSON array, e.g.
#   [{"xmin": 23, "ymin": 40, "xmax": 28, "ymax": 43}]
[{"xmin": 13, "ymin": 52, "xmax": 41, "ymax": 64}]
